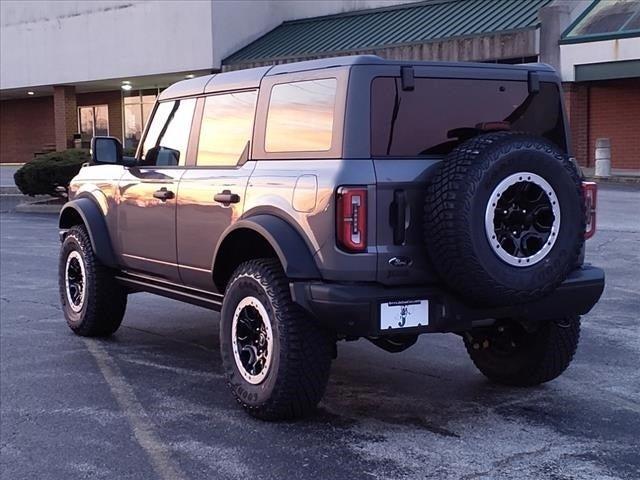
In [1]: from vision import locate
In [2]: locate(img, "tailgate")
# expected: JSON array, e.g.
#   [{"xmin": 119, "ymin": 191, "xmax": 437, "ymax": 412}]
[{"xmin": 374, "ymin": 158, "xmax": 441, "ymax": 285}]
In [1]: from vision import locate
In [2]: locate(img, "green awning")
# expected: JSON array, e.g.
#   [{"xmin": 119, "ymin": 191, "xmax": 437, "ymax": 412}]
[
  {"xmin": 575, "ymin": 59, "xmax": 640, "ymax": 81},
  {"xmin": 224, "ymin": 0, "xmax": 552, "ymax": 67}
]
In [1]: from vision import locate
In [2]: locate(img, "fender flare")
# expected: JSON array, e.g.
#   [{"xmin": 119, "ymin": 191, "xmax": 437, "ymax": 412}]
[
  {"xmin": 212, "ymin": 214, "xmax": 320, "ymax": 280},
  {"xmin": 59, "ymin": 197, "xmax": 117, "ymax": 268}
]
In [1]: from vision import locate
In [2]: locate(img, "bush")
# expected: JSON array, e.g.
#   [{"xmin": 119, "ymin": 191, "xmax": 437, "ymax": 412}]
[{"xmin": 14, "ymin": 149, "xmax": 90, "ymax": 196}]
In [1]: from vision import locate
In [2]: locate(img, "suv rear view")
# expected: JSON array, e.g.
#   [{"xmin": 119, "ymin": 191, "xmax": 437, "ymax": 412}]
[{"xmin": 58, "ymin": 56, "xmax": 604, "ymax": 420}]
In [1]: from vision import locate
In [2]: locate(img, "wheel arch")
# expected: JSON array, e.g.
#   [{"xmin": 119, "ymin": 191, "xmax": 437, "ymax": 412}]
[
  {"xmin": 212, "ymin": 215, "xmax": 320, "ymax": 292},
  {"xmin": 59, "ymin": 197, "xmax": 117, "ymax": 268}
]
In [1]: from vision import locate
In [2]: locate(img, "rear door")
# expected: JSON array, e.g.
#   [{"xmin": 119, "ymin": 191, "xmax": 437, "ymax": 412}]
[
  {"xmin": 117, "ymin": 98, "xmax": 196, "ymax": 282},
  {"xmin": 370, "ymin": 72, "xmax": 565, "ymax": 285},
  {"xmin": 176, "ymin": 90, "xmax": 258, "ymax": 291}
]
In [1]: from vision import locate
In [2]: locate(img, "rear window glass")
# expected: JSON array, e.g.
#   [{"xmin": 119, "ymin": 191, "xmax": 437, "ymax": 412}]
[
  {"xmin": 265, "ymin": 78, "xmax": 336, "ymax": 152},
  {"xmin": 371, "ymin": 77, "xmax": 565, "ymax": 157}
]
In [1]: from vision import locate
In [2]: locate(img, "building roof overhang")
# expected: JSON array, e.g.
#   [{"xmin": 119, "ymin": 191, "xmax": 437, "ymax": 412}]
[{"xmin": 222, "ymin": 0, "xmax": 552, "ymax": 69}]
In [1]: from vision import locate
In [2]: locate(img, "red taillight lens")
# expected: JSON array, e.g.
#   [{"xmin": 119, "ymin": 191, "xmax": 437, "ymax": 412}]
[
  {"xmin": 582, "ymin": 181, "xmax": 597, "ymax": 240},
  {"xmin": 336, "ymin": 186, "xmax": 367, "ymax": 252}
]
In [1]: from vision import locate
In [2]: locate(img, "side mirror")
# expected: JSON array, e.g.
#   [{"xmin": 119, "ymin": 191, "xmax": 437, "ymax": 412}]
[{"xmin": 90, "ymin": 136, "xmax": 123, "ymax": 165}]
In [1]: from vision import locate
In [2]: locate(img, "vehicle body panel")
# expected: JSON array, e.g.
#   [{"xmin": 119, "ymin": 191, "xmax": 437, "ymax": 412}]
[
  {"xmin": 67, "ymin": 164, "xmax": 123, "ymax": 259},
  {"xmin": 117, "ymin": 166, "xmax": 185, "ymax": 282},
  {"xmin": 177, "ymin": 162, "xmax": 255, "ymax": 290}
]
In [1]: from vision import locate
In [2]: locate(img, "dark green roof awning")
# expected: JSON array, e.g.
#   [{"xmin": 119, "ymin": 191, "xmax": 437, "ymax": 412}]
[{"xmin": 224, "ymin": 0, "xmax": 552, "ymax": 66}]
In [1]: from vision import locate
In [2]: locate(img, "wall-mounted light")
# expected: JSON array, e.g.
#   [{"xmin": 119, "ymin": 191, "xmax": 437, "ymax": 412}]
[
  {"xmin": 121, "ymin": 84, "xmax": 133, "ymax": 91},
  {"xmin": 27, "ymin": 91, "xmax": 35, "ymax": 95},
  {"xmin": 184, "ymin": 74, "xmax": 195, "ymax": 79}
]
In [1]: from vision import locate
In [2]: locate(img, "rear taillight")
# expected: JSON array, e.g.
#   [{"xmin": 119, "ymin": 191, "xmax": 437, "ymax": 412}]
[
  {"xmin": 582, "ymin": 181, "xmax": 597, "ymax": 239},
  {"xmin": 336, "ymin": 186, "xmax": 367, "ymax": 252}
]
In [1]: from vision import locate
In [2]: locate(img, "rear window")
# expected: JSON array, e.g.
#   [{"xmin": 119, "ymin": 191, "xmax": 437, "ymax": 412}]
[
  {"xmin": 371, "ymin": 77, "xmax": 565, "ymax": 157},
  {"xmin": 265, "ymin": 78, "xmax": 336, "ymax": 152}
]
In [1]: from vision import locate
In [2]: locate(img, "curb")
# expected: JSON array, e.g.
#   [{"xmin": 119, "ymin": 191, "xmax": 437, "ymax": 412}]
[
  {"xmin": 585, "ymin": 175, "xmax": 640, "ymax": 186},
  {"xmin": 15, "ymin": 202, "xmax": 63, "ymax": 214}
]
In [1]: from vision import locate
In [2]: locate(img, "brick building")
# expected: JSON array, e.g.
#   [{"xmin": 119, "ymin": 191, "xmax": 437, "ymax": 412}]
[
  {"xmin": 1, "ymin": 0, "xmax": 639, "ymax": 170},
  {"xmin": 559, "ymin": 0, "xmax": 640, "ymax": 170}
]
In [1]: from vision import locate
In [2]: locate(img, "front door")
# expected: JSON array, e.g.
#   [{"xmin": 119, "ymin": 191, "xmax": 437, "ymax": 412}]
[
  {"xmin": 177, "ymin": 90, "xmax": 259, "ymax": 291},
  {"xmin": 118, "ymin": 97, "xmax": 196, "ymax": 282}
]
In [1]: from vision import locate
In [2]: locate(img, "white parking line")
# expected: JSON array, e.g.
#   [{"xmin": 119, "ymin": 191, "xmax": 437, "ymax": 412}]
[{"xmin": 84, "ymin": 339, "xmax": 187, "ymax": 480}]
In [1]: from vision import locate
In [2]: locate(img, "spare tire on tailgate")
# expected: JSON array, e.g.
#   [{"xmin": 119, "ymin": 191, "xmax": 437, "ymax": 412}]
[{"xmin": 424, "ymin": 132, "xmax": 584, "ymax": 307}]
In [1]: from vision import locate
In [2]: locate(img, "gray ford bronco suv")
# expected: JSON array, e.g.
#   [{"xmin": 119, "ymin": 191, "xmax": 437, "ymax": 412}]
[{"xmin": 58, "ymin": 56, "xmax": 604, "ymax": 420}]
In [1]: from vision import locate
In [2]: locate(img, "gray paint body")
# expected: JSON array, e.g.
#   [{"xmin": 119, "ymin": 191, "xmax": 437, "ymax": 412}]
[{"xmin": 63, "ymin": 55, "xmax": 571, "ymax": 296}]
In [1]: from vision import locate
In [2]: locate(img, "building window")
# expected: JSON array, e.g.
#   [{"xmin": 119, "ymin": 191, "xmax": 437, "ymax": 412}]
[
  {"xmin": 197, "ymin": 90, "xmax": 258, "ymax": 167},
  {"xmin": 123, "ymin": 89, "xmax": 158, "ymax": 151},
  {"xmin": 265, "ymin": 78, "xmax": 336, "ymax": 152},
  {"xmin": 78, "ymin": 105, "xmax": 108, "ymax": 143}
]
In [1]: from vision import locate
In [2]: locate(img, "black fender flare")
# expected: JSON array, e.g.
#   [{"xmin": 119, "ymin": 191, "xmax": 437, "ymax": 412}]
[
  {"xmin": 59, "ymin": 197, "xmax": 117, "ymax": 268},
  {"xmin": 212, "ymin": 214, "xmax": 320, "ymax": 280}
]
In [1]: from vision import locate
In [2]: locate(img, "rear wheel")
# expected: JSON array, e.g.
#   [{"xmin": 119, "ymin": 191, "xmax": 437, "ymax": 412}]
[
  {"xmin": 58, "ymin": 225, "xmax": 127, "ymax": 337},
  {"xmin": 463, "ymin": 317, "xmax": 580, "ymax": 386},
  {"xmin": 220, "ymin": 258, "xmax": 333, "ymax": 420}
]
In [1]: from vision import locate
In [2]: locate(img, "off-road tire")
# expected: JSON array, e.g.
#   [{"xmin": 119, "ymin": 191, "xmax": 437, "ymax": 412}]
[
  {"xmin": 424, "ymin": 132, "xmax": 585, "ymax": 306},
  {"xmin": 59, "ymin": 225, "xmax": 127, "ymax": 336},
  {"xmin": 220, "ymin": 258, "xmax": 333, "ymax": 421},
  {"xmin": 463, "ymin": 317, "xmax": 581, "ymax": 386}
]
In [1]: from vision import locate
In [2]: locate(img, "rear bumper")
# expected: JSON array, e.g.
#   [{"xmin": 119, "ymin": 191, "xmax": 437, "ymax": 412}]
[{"xmin": 290, "ymin": 266, "xmax": 605, "ymax": 337}]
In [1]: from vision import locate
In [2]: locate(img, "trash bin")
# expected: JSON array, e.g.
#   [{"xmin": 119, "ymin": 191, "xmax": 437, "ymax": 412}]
[
  {"xmin": 594, "ymin": 138, "xmax": 611, "ymax": 178},
  {"xmin": 73, "ymin": 133, "xmax": 82, "ymax": 150}
]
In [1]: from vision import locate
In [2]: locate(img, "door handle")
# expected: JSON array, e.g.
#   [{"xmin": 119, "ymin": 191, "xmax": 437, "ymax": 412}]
[
  {"xmin": 390, "ymin": 189, "xmax": 407, "ymax": 245},
  {"xmin": 214, "ymin": 190, "xmax": 240, "ymax": 206},
  {"xmin": 153, "ymin": 187, "xmax": 174, "ymax": 201}
]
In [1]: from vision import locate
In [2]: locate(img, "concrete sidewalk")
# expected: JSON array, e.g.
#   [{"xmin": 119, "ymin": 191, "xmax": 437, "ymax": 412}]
[
  {"xmin": 0, "ymin": 164, "xmax": 20, "ymax": 188},
  {"xmin": 582, "ymin": 167, "xmax": 640, "ymax": 185}
]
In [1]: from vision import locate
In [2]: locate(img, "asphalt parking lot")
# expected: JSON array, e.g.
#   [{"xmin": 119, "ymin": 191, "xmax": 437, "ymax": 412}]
[{"xmin": 1, "ymin": 184, "xmax": 639, "ymax": 480}]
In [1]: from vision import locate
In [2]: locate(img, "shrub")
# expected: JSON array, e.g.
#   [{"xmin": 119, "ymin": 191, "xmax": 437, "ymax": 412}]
[{"xmin": 14, "ymin": 149, "xmax": 91, "ymax": 196}]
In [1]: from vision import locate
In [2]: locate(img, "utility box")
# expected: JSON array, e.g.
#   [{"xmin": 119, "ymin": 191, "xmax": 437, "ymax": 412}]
[{"xmin": 594, "ymin": 138, "xmax": 611, "ymax": 178}]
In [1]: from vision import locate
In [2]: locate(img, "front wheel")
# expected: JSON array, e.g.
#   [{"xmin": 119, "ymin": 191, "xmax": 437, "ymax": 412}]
[
  {"xmin": 58, "ymin": 225, "xmax": 127, "ymax": 337},
  {"xmin": 463, "ymin": 317, "xmax": 580, "ymax": 386},
  {"xmin": 220, "ymin": 258, "xmax": 333, "ymax": 420}
]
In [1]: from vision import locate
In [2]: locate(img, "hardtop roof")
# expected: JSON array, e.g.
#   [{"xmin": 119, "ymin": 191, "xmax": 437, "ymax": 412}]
[{"xmin": 158, "ymin": 55, "xmax": 556, "ymax": 101}]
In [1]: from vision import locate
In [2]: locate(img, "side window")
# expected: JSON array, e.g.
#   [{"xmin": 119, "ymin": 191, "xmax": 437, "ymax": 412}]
[
  {"xmin": 265, "ymin": 78, "xmax": 336, "ymax": 153},
  {"xmin": 140, "ymin": 98, "xmax": 196, "ymax": 166},
  {"xmin": 196, "ymin": 90, "xmax": 258, "ymax": 167}
]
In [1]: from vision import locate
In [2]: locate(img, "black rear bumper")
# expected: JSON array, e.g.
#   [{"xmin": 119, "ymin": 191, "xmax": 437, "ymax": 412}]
[{"xmin": 290, "ymin": 266, "xmax": 605, "ymax": 337}]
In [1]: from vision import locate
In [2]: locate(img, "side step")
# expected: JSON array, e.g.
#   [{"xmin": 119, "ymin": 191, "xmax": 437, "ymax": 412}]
[{"xmin": 115, "ymin": 271, "xmax": 223, "ymax": 311}]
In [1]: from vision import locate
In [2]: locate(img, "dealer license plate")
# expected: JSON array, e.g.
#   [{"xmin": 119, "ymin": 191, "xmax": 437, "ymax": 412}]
[{"xmin": 380, "ymin": 300, "xmax": 429, "ymax": 330}]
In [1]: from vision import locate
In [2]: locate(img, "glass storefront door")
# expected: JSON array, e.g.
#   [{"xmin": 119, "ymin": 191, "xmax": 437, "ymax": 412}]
[
  {"xmin": 123, "ymin": 89, "xmax": 158, "ymax": 152},
  {"xmin": 78, "ymin": 105, "xmax": 109, "ymax": 145}
]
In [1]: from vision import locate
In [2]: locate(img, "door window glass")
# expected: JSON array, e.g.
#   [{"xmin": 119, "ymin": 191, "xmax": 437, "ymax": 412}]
[
  {"xmin": 265, "ymin": 78, "xmax": 336, "ymax": 152},
  {"xmin": 141, "ymin": 98, "xmax": 196, "ymax": 166},
  {"xmin": 197, "ymin": 91, "xmax": 258, "ymax": 166}
]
